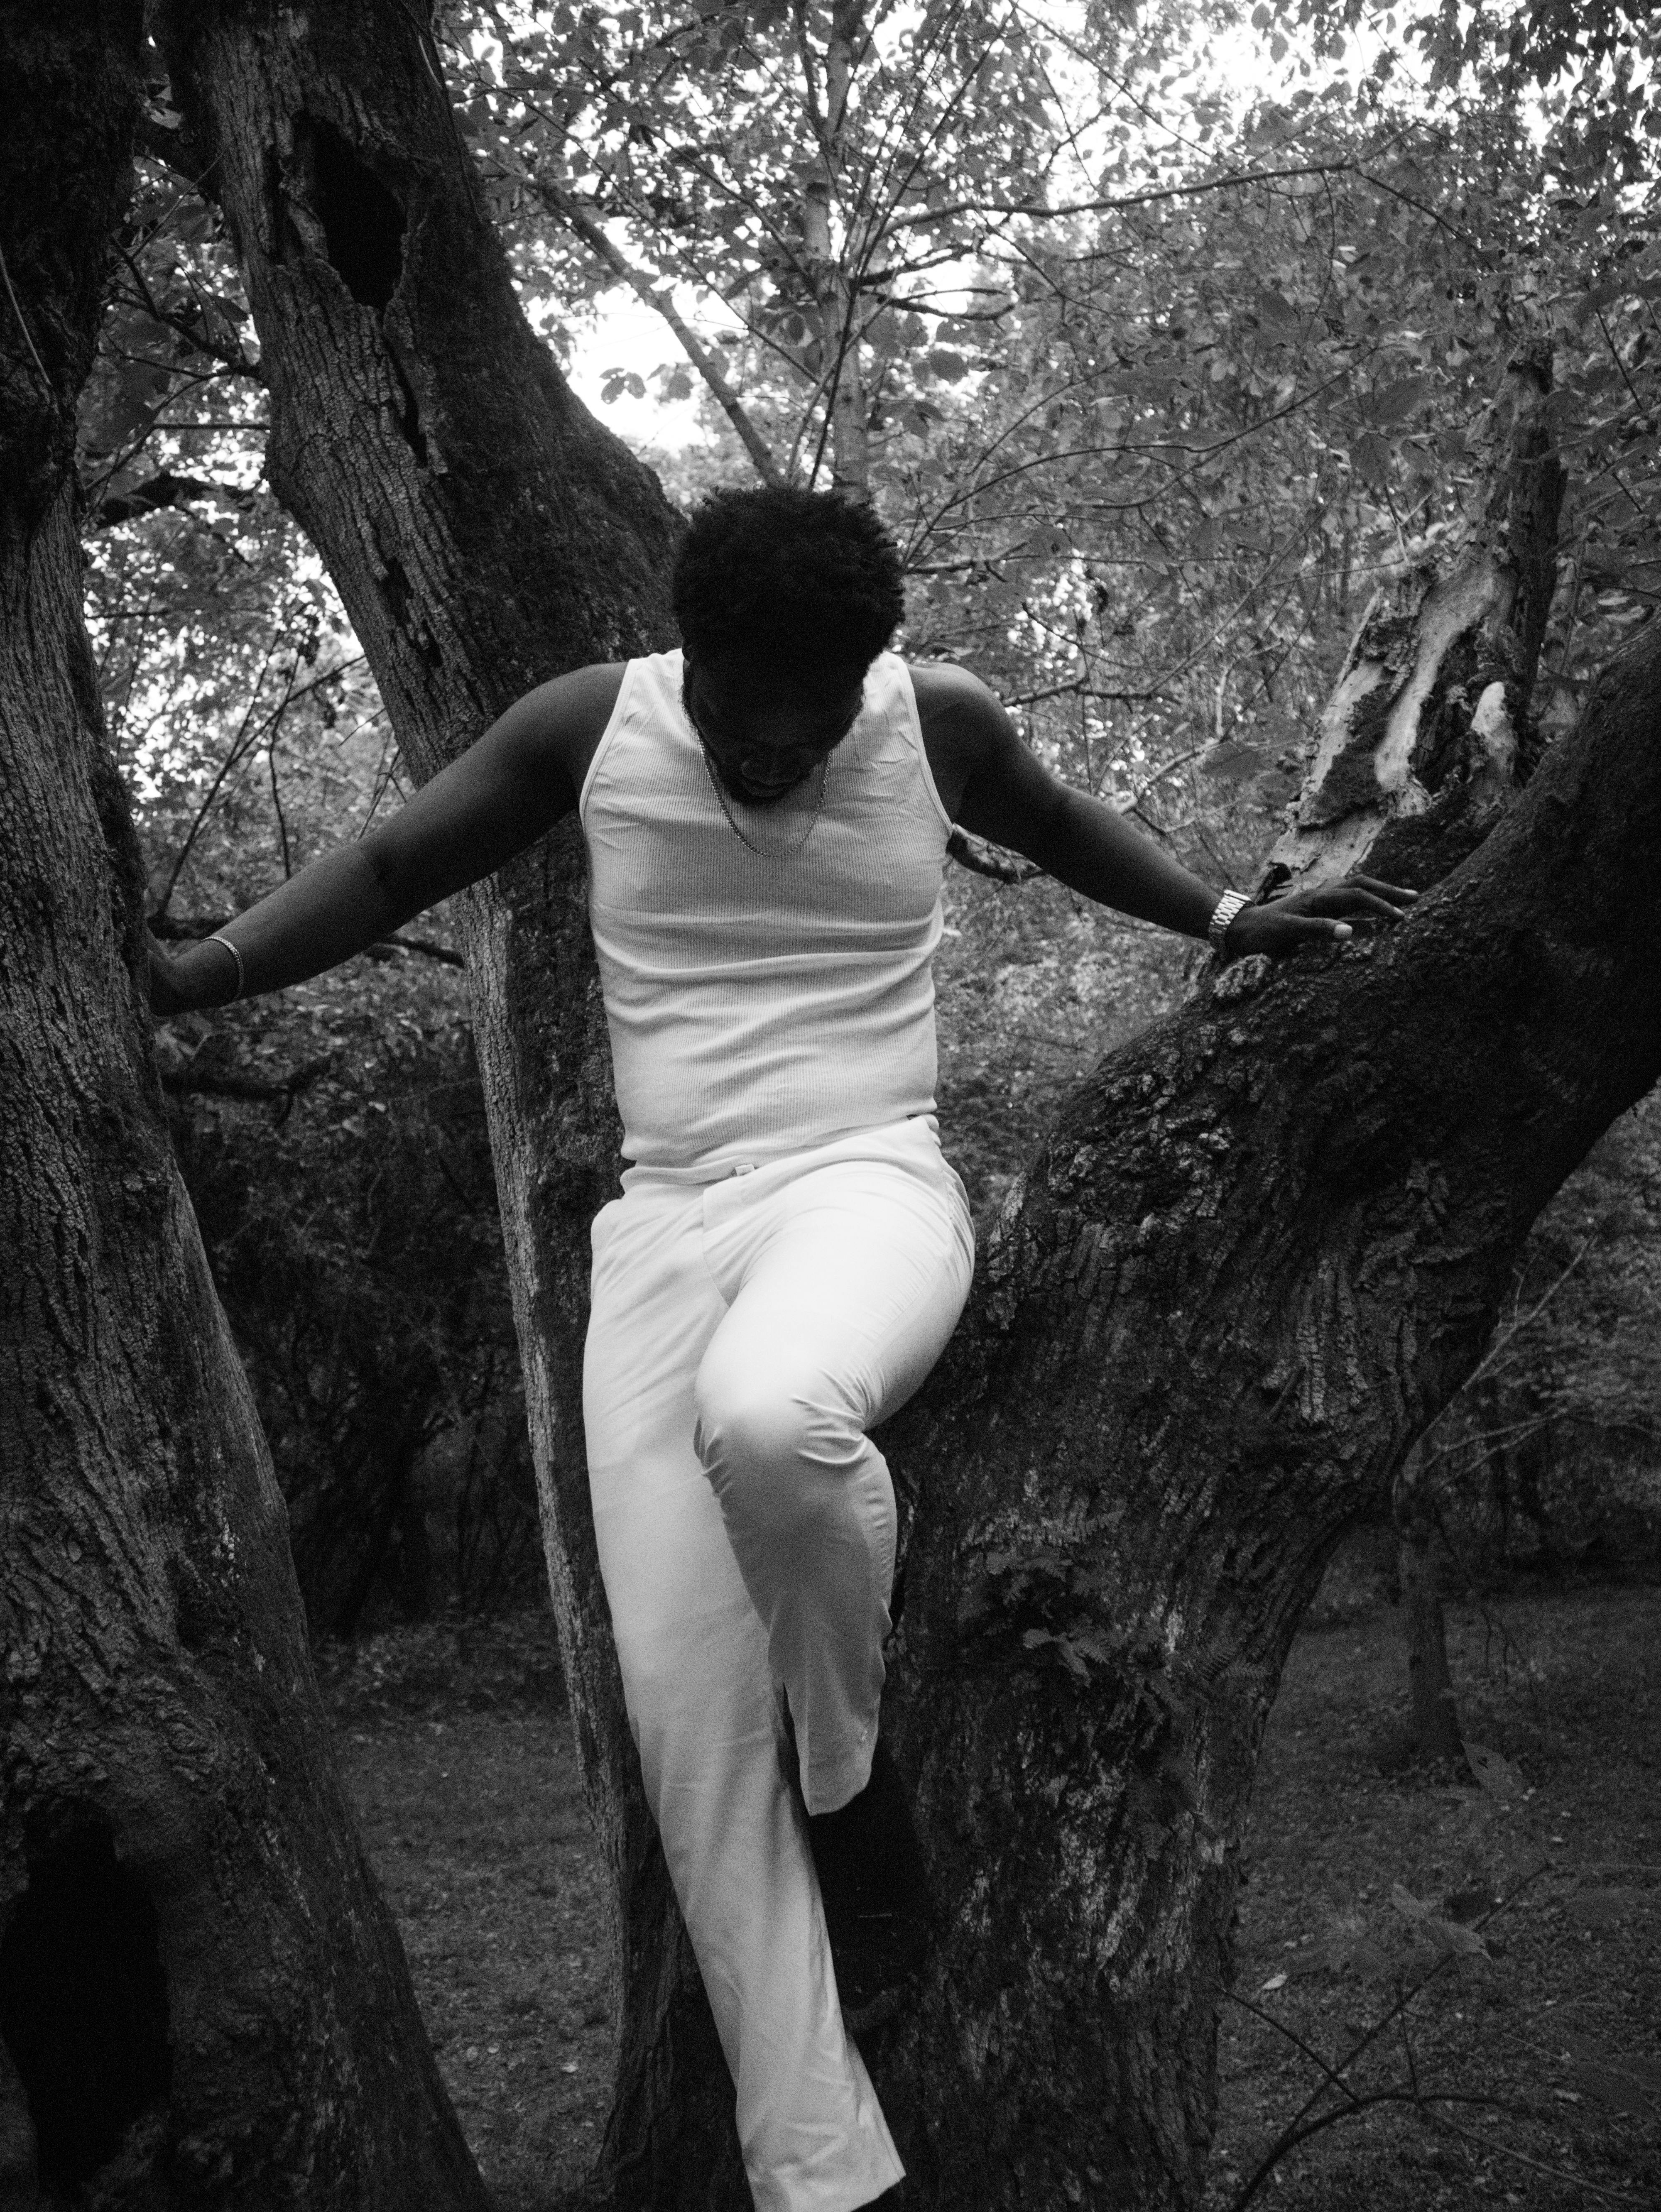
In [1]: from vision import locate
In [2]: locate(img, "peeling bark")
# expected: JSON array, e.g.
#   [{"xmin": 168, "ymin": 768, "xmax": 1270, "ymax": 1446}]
[
  {"xmin": 0, "ymin": 8, "xmax": 489, "ymax": 2206},
  {"xmin": 1265, "ymin": 346, "xmax": 1565, "ymax": 897}
]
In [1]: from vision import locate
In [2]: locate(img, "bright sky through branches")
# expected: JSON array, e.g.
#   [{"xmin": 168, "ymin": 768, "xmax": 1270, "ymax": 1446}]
[{"xmin": 548, "ymin": 0, "xmax": 1446, "ymax": 456}]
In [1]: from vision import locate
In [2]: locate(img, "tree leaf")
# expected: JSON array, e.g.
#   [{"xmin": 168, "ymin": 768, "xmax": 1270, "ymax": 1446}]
[
  {"xmin": 1423, "ymin": 1913, "xmax": 1487, "ymax": 1957},
  {"xmin": 1200, "ymin": 740, "xmax": 1265, "ymax": 783},
  {"xmin": 1368, "ymin": 375, "xmax": 1431, "ymax": 428},
  {"xmin": 1463, "ymin": 1741, "xmax": 1525, "ymax": 1798},
  {"xmin": 1350, "ymin": 430, "xmax": 1395, "ymax": 493}
]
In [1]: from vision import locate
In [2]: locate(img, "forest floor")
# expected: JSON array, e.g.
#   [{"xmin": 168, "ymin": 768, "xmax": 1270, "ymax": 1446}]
[{"xmin": 321, "ymin": 1575, "xmax": 1661, "ymax": 2212}]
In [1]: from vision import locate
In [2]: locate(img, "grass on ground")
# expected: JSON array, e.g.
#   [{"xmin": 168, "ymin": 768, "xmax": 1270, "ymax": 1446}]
[{"xmin": 322, "ymin": 1582, "xmax": 1661, "ymax": 2210}]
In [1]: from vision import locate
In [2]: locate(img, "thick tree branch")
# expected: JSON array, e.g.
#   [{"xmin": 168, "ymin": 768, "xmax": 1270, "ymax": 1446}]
[{"xmin": 867, "ymin": 626, "xmax": 1661, "ymax": 2203}]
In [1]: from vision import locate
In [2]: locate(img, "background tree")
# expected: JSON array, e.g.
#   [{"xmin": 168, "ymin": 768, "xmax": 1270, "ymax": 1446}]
[{"xmin": 0, "ymin": 7, "xmax": 490, "ymax": 2202}]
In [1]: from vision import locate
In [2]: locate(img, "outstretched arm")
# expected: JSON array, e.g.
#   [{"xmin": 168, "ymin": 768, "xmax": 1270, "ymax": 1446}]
[
  {"xmin": 149, "ymin": 663, "xmax": 623, "ymax": 1014},
  {"xmin": 915, "ymin": 663, "xmax": 1413, "ymax": 952}
]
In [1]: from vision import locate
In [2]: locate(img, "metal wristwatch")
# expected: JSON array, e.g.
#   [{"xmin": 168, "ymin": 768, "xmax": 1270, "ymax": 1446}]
[{"xmin": 1207, "ymin": 890, "xmax": 1251, "ymax": 958}]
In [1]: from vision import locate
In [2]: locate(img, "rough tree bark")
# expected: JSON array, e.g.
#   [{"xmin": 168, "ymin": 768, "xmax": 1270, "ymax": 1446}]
[
  {"xmin": 0, "ymin": 8, "xmax": 490, "ymax": 2206},
  {"xmin": 140, "ymin": 10, "xmax": 1660, "ymax": 2208},
  {"xmin": 148, "ymin": 3, "xmax": 743, "ymax": 2200},
  {"xmin": 871, "ymin": 622, "xmax": 1659, "ymax": 2206}
]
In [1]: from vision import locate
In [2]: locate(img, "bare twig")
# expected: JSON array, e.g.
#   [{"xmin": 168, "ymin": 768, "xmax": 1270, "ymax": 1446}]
[
  {"xmin": 1227, "ymin": 1860, "xmax": 1556, "ymax": 2208},
  {"xmin": 1421, "ymin": 2110, "xmax": 1659, "ymax": 2207},
  {"xmin": 1418, "ymin": 1228, "xmax": 1604, "ymax": 1436},
  {"xmin": 154, "ymin": 633, "xmax": 287, "ymax": 919},
  {"xmin": 370, "ymin": 932, "xmax": 465, "ymax": 970},
  {"xmin": 0, "ymin": 240, "xmax": 54, "ymax": 393},
  {"xmin": 160, "ymin": 1054, "xmax": 333, "ymax": 1116},
  {"xmin": 539, "ymin": 179, "xmax": 783, "ymax": 484},
  {"xmin": 881, "ymin": 160, "xmax": 1359, "ymax": 241}
]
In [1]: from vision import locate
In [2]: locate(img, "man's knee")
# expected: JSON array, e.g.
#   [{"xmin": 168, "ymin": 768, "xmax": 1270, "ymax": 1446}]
[
  {"xmin": 693, "ymin": 1357, "xmax": 862, "ymax": 1528},
  {"xmin": 695, "ymin": 1363, "xmax": 812, "ymax": 1478}
]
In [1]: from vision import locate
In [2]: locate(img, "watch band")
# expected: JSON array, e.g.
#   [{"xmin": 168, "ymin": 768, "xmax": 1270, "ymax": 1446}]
[{"xmin": 1207, "ymin": 890, "xmax": 1251, "ymax": 957}]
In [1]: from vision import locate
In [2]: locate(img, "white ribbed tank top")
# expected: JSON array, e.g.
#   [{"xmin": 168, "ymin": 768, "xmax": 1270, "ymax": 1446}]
[{"xmin": 579, "ymin": 648, "xmax": 951, "ymax": 1181}]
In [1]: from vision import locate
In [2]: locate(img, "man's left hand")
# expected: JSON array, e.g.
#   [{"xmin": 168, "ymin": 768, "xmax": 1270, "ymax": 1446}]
[{"xmin": 1225, "ymin": 874, "xmax": 1418, "ymax": 958}]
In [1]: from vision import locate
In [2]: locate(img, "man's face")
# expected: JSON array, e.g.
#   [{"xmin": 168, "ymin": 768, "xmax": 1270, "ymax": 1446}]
[{"xmin": 684, "ymin": 653, "xmax": 867, "ymax": 805}]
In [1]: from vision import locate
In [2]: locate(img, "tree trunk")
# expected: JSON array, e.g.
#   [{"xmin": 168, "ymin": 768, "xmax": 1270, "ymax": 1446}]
[
  {"xmin": 870, "ymin": 625, "xmax": 1661, "ymax": 2205},
  {"xmin": 150, "ymin": 2, "xmax": 743, "ymax": 2199},
  {"xmin": 1393, "ymin": 1454, "xmax": 1465, "ymax": 1765},
  {"xmin": 146, "ymin": 11, "xmax": 1661, "ymax": 2207},
  {"xmin": 802, "ymin": 2, "xmax": 870, "ymax": 493},
  {"xmin": 0, "ymin": 10, "xmax": 490, "ymax": 2207}
]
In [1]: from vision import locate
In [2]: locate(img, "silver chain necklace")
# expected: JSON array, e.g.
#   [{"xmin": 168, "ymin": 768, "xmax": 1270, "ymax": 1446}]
[{"xmin": 684, "ymin": 674, "xmax": 831, "ymax": 856}]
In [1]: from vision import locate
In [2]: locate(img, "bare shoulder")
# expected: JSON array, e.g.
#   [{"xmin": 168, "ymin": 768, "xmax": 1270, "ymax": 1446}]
[
  {"xmin": 522, "ymin": 655, "xmax": 628, "ymax": 778},
  {"xmin": 906, "ymin": 659, "xmax": 1017, "ymax": 817},
  {"xmin": 502, "ymin": 660, "xmax": 628, "ymax": 797}
]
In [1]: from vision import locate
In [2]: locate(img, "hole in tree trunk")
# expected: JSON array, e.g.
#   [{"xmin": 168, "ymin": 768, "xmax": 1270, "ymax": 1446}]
[
  {"xmin": 0, "ymin": 1827, "xmax": 171, "ymax": 2191},
  {"xmin": 304, "ymin": 116, "xmax": 407, "ymax": 314}
]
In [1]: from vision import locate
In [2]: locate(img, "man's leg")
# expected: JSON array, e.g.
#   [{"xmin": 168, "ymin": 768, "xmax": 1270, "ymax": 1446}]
[
  {"xmin": 583, "ymin": 1182, "xmax": 905, "ymax": 2212},
  {"xmin": 692, "ymin": 1124, "xmax": 975, "ymax": 1816}
]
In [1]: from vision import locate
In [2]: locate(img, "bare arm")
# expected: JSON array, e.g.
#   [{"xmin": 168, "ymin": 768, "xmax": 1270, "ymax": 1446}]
[
  {"xmin": 915, "ymin": 663, "xmax": 1413, "ymax": 952},
  {"xmin": 150, "ymin": 663, "xmax": 623, "ymax": 1013}
]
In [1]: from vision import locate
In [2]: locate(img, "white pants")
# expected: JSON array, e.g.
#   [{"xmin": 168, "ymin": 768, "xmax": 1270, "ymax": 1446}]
[{"xmin": 583, "ymin": 1118, "xmax": 975, "ymax": 2212}]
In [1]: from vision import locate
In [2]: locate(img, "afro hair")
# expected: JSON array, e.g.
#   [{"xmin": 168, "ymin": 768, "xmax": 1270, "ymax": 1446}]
[{"xmin": 673, "ymin": 486, "xmax": 905, "ymax": 677}]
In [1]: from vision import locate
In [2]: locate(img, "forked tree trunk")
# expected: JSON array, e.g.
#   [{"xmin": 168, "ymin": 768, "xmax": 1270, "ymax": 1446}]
[
  {"xmin": 143, "ymin": 11, "xmax": 1661, "ymax": 2207},
  {"xmin": 0, "ymin": 10, "xmax": 489, "ymax": 2206}
]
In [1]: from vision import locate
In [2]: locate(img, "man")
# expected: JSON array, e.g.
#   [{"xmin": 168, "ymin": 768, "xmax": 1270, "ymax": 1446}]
[{"xmin": 151, "ymin": 487, "xmax": 1411, "ymax": 2211}]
